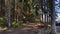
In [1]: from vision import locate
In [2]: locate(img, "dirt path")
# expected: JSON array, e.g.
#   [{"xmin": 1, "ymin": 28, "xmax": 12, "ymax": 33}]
[
  {"xmin": 0, "ymin": 23, "xmax": 59, "ymax": 34},
  {"xmin": 0, "ymin": 23, "xmax": 42, "ymax": 34},
  {"xmin": 0, "ymin": 27, "xmax": 37, "ymax": 34}
]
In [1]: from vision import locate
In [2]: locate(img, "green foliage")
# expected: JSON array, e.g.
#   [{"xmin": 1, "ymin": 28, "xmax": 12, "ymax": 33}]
[
  {"xmin": 0, "ymin": 17, "xmax": 8, "ymax": 27},
  {"xmin": 0, "ymin": 17, "xmax": 4, "ymax": 21},
  {"xmin": 11, "ymin": 21, "xmax": 23, "ymax": 28}
]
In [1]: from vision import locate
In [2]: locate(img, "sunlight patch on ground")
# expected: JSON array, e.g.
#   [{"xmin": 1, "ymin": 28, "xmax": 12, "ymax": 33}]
[{"xmin": 0, "ymin": 27, "xmax": 8, "ymax": 31}]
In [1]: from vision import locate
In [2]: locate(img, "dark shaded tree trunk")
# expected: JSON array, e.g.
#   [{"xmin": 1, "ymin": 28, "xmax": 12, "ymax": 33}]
[
  {"xmin": 51, "ymin": 0, "xmax": 57, "ymax": 34},
  {"xmin": 0, "ymin": 0, "xmax": 1, "ymax": 11}
]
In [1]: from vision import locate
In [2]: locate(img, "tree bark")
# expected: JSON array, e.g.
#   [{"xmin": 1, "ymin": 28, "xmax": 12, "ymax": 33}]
[
  {"xmin": 51, "ymin": 0, "xmax": 57, "ymax": 34},
  {"xmin": 15, "ymin": 0, "xmax": 18, "ymax": 23},
  {"xmin": 5, "ymin": 0, "xmax": 11, "ymax": 28}
]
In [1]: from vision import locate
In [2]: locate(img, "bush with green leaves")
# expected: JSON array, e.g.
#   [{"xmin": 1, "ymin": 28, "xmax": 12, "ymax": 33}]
[
  {"xmin": 0, "ymin": 17, "xmax": 7, "ymax": 27},
  {"xmin": 11, "ymin": 21, "xmax": 23, "ymax": 28}
]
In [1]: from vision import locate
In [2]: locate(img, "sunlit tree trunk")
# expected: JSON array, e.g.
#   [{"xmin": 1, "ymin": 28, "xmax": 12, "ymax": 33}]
[
  {"xmin": 15, "ymin": 0, "xmax": 18, "ymax": 23},
  {"xmin": 5, "ymin": 0, "xmax": 11, "ymax": 28}
]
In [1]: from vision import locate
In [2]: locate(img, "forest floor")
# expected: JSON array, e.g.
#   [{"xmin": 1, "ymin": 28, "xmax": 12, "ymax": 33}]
[{"xmin": 0, "ymin": 23, "xmax": 59, "ymax": 34}]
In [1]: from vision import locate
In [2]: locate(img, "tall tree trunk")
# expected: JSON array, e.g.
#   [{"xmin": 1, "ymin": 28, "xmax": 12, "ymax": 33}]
[
  {"xmin": 15, "ymin": 0, "xmax": 18, "ymax": 23},
  {"xmin": 51, "ymin": 11, "xmax": 57, "ymax": 34},
  {"xmin": 0, "ymin": 0, "xmax": 1, "ymax": 16},
  {"xmin": 5, "ymin": 0, "xmax": 11, "ymax": 28},
  {"xmin": 51, "ymin": 0, "xmax": 57, "ymax": 34},
  {"xmin": 22, "ymin": 0, "xmax": 25, "ymax": 23}
]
